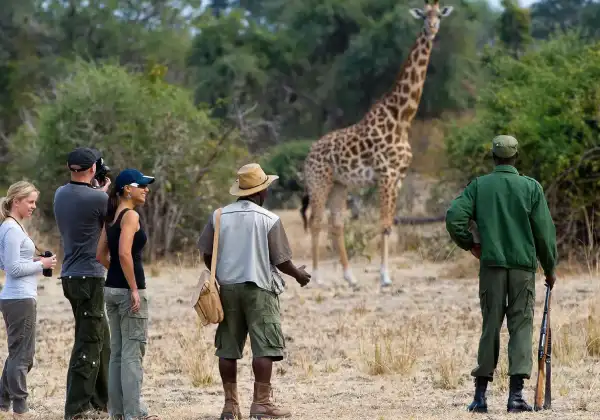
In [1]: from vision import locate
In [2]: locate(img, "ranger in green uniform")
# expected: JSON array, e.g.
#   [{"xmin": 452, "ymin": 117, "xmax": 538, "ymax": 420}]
[{"xmin": 445, "ymin": 135, "xmax": 557, "ymax": 414}]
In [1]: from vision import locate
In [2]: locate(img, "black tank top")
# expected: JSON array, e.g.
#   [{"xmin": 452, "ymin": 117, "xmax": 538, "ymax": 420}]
[{"xmin": 105, "ymin": 208, "xmax": 147, "ymax": 290}]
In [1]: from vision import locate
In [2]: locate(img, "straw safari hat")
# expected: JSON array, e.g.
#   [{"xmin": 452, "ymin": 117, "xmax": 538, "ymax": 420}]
[{"xmin": 229, "ymin": 163, "xmax": 279, "ymax": 197}]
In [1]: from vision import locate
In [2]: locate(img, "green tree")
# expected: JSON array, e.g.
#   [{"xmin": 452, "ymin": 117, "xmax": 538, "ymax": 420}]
[
  {"xmin": 530, "ymin": 0, "xmax": 600, "ymax": 40},
  {"xmin": 0, "ymin": 0, "xmax": 203, "ymax": 171},
  {"xmin": 498, "ymin": 0, "xmax": 532, "ymax": 58},
  {"xmin": 258, "ymin": 140, "xmax": 314, "ymax": 207},
  {"xmin": 187, "ymin": 0, "xmax": 499, "ymax": 148},
  {"xmin": 8, "ymin": 61, "xmax": 247, "ymax": 258},
  {"xmin": 444, "ymin": 33, "xmax": 600, "ymax": 255}
]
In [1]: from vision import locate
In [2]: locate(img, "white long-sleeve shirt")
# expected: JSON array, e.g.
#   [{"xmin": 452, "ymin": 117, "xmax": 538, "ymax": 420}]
[{"xmin": 0, "ymin": 219, "xmax": 43, "ymax": 300}]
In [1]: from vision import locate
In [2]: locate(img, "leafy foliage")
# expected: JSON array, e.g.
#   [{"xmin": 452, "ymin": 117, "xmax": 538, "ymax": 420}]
[
  {"xmin": 187, "ymin": 0, "xmax": 499, "ymax": 146},
  {"xmin": 530, "ymin": 0, "xmax": 600, "ymax": 41},
  {"xmin": 445, "ymin": 32, "xmax": 600, "ymax": 253},
  {"xmin": 9, "ymin": 61, "xmax": 247, "ymax": 258},
  {"xmin": 259, "ymin": 140, "xmax": 313, "ymax": 208},
  {"xmin": 498, "ymin": 0, "xmax": 532, "ymax": 57}
]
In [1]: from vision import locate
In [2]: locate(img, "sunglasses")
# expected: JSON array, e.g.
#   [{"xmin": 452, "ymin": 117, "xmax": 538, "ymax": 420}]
[
  {"xmin": 128, "ymin": 183, "xmax": 150, "ymax": 189},
  {"xmin": 123, "ymin": 183, "xmax": 150, "ymax": 192}
]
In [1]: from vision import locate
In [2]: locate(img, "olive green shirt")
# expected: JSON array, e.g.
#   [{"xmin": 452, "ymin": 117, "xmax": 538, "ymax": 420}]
[{"xmin": 445, "ymin": 165, "xmax": 557, "ymax": 276}]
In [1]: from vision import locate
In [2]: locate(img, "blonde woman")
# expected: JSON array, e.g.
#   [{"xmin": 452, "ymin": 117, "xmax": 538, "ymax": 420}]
[{"xmin": 0, "ymin": 181, "xmax": 56, "ymax": 418}]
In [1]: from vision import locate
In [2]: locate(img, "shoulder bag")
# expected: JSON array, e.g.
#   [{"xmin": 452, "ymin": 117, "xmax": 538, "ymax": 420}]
[{"xmin": 191, "ymin": 208, "xmax": 224, "ymax": 325}]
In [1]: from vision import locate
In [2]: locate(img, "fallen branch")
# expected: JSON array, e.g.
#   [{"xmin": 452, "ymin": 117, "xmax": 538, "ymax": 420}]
[{"xmin": 393, "ymin": 215, "xmax": 446, "ymax": 225}]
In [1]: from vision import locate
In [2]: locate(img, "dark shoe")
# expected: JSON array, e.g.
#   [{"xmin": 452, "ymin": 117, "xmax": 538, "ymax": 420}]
[
  {"xmin": 507, "ymin": 375, "xmax": 533, "ymax": 413},
  {"xmin": 220, "ymin": 382, "xmax": 242, "ymax": 420},
  {"xmin": 467, "ymin": 376, "xmax": 488, "ymax": 413},
  {"xmin": 249, "ymin": 382, "xmax": 291, "ymax": 419},
  {"xmin": 0, "ymin": 397, "xmax": 10, "ymax": 412},
  {"xmin": 66, "ymin": 409, "xmax": 110, "ymax": 419}
]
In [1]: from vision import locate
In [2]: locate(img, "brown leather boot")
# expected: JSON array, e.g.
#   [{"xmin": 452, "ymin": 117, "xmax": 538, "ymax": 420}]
[
  {"xmin": 220, "ymin": 382, "xmax": 242, "ymax": 420},
  {"xmin": 249, "ymin": 382, "xmax": 291, "ymax": 419}
]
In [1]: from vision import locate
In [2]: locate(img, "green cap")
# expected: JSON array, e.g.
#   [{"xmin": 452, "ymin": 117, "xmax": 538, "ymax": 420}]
[{"xmin": 492, "ymin": 135, "xmax": 518, "ymax": 158}]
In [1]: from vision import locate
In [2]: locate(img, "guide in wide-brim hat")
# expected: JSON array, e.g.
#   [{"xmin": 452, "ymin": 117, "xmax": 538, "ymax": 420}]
[{"xmin": 229, "ymin": 163, "xmax": 279, "ymax": 197}]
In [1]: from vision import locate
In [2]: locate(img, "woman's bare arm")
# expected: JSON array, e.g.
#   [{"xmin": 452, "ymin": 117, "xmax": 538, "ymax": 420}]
[
  {"xmin": 118, "ymin": 210, "xmax": 140, "ymax": 292},
  {"xmin": 96, "ymin": 225, "xmax": 110, "ymax": 270}
]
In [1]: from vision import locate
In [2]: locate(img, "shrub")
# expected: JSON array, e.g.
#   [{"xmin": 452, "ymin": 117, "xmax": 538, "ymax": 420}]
[
  {"xmin": 444, "ymin": 32, "xmax": 600, "ymax": 257},
  {"xmin": 8, "ymin": 61, "xmax": 248, "ymax": 259},
  {"xmin": 258, "ymin": 139, "xmax": 313, "ymax": 208}
]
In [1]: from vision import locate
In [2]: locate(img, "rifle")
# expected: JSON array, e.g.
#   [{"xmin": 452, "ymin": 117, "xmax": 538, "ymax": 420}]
[{"xmin": 534, "ymin": 284, "xmax": 552, "ymax": 411}]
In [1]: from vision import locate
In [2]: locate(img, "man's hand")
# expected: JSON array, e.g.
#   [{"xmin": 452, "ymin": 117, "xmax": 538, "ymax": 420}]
[
  {"xmin": 99, "ymin": 177, "xmax": 112, "ymax": 193},
  {"xmin": 470, "ymin": 244, "xmax": 481, "ymax": 260},
  {"xmin": 275, "ymin": 260, "xmax": 311, "ymax": 288},
  {"xmin": 295, "ymin": 265, "xmax": 311, "ymax": 287},
  {"xmin": 545, "ymin": 273, "xmax": 556, "ymax": 290}
]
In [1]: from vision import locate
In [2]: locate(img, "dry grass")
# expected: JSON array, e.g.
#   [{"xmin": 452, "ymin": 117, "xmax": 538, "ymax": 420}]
[
  {"xmin": 0, "ymin": 209, "xmax": 599, "ymax": 419},
  {"xmin": 586, "ymin": 301, "xmax": 600, "ymax": 357}
]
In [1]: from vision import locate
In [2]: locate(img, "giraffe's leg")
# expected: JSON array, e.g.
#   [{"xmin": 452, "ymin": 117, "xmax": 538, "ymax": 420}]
[
  {"xmin": 378, "ymin": 175, "xmax": 399, "ymax": 287},
  {"xmin": 308, "ymin": 184, "xmax": 332, "ymax": 286},
  {"xmin": 328, "ymin": 183, "xmax": 357, "ymax": 287}
]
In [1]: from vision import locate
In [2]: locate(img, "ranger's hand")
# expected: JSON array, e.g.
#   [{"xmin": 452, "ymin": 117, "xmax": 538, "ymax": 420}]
[
  {"xmin": 295, "ymin": 265, "xmax": 311, "ymax": 287},
  {"xmin": 470, "ymin": 244, "xmax": 481, "ymax": 260},
  {"xmin": 545, "ymin": 273, "xmax": 556, "ymax": 290}
]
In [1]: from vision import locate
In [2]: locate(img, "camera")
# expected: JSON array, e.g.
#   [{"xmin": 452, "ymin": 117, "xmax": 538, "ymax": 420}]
[
  {"xmin": 94, "ymin": 157, "xmax": 111, "ymax": 186},
  {"xmin": 42, "ymin": 251, "xmax": 53, "ymax": 277}
]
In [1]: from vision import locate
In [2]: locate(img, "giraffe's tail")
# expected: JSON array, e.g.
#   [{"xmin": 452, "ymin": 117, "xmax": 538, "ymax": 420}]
[{"xmin": 300, "ymin": 193, "xmax": 310, "ymax": 232}]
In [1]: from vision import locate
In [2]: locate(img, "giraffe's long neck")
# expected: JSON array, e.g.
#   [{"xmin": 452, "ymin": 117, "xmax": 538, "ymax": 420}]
[{"xmin": 371, "ymin": 30, "xmax": 433, "ymax": 129}]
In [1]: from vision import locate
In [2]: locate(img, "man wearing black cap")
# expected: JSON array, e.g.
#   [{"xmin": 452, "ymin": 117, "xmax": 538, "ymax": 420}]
[
  {"xmin": 445, "ymin": 135, "xmax": 557, "ymax": 414},
  {"xmin": 53, "ymin": 147, "xmax": 112, "ymax": 419}
]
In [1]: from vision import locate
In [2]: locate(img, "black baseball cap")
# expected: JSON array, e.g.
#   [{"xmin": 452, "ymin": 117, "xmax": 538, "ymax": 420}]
[{"xmin": 67, "ymin": 147, "xmax": 102, "ymax": 172}]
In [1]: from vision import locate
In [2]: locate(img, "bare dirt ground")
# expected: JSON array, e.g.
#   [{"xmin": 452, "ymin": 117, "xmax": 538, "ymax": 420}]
[{"xmin": 1, "ymin": 209, "xmax": 599, "ymax": 420}]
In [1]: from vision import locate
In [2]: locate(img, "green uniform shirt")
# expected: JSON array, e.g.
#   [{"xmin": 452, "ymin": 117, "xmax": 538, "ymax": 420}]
[{"xmin": 445, "ymin": 165, "xmax": 557, "ymax": 276}]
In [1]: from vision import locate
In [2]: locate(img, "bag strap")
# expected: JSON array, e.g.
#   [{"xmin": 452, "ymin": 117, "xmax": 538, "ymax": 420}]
[
  {"xmin": 3, "ymin": 216, "xmax": 43, "ymax": 255},
  {"xmin": 209, "ymin": 208, "xmax": 222, "ymax": 287}
]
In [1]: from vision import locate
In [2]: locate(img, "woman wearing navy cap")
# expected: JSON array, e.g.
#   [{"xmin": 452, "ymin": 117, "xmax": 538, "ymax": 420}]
[{"xmin": 96, "ymin": 169, "xmax": 159, "ymax": 420}]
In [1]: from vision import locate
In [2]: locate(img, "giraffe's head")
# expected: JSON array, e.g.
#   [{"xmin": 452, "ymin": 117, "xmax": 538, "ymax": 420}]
[{"xmin": 409, "ymin": 0, "xmax": 454, "ymax": 40}]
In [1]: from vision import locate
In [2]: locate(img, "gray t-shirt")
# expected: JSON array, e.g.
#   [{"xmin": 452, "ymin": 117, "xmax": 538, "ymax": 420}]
[{"xmin": 53, "ymin": 182, "xmax": 108, "ymax": 278}]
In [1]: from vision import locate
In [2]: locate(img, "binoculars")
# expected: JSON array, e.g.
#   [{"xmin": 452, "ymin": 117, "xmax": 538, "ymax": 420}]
[{"xmin": 42, "ymin": 251, "xmax": 53, "ymax": 277}]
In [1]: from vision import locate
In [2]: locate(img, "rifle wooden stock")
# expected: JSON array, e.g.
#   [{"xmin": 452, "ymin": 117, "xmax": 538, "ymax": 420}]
[{"xmin": 534, "ymin": 285, "xmax": 552, "ymax": 411}]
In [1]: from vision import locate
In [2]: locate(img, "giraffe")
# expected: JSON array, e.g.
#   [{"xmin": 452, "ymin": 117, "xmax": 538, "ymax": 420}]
[{"xmin": 300, "ymin": 0, "xmax": 454, "ymax": 287}]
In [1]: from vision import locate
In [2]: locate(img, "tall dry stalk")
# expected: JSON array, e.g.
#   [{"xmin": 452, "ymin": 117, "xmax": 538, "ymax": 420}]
[
  {"xmin": 360, "ymin": 324, "xmax": 420, "ymax": 376},
  {"xmin": 586, "ymin": 305, "xmax": 600, "ymax": 358},
  {"xmin": 177, "ymin": 320, "xmax": 217, "ymax": 387}
]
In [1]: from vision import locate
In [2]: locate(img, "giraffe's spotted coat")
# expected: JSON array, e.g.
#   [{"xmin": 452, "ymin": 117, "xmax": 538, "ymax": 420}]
[{"xmin": 301, "ymin": 0, "xmax": 454, "ymax": 283}]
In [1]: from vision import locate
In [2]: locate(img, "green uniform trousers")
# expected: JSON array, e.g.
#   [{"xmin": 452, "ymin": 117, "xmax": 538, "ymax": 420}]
[
  {"xmin": 61, "ymin": 276, "xmax": 110, "ymax": 418},
  {"xmin": 215, "ymin": 282, "xmax": 285, "ymax": 361},
  {"xmin": 471, "ymin": 266, "xmax": 536, "ymax": 381}
]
